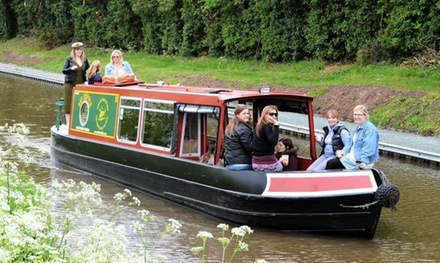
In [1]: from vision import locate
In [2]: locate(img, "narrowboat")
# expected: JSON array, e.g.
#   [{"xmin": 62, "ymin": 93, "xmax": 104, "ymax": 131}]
[{"xmin": 50, "ymin": 81, "xmax": 399, "ymax": 239}]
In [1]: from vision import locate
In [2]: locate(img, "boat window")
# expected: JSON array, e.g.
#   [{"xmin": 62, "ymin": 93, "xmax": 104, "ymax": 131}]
[
  {"xmin": 178, "ymin": 104, "xmax": 219, "ymax": 115},
  {"xmin": 141, "ymin": 100, "xmax": 174, "ymax": 150},
  {"xmin": 117, "ymin": 98, "xmax": 141, "ymax": 143},
  {"xmin": 181, "ymin": 113, "xmax": 200, "ymax": 156}
]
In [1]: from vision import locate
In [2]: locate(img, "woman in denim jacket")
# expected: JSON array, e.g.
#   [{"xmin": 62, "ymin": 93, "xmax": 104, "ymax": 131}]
[
  {"xmin": 326, "ymin": 105, "xmax": 379, "ymax": 170},
  {"xmin": 104, "ymin": 49, "xmax": 135, "ymax": 77}
]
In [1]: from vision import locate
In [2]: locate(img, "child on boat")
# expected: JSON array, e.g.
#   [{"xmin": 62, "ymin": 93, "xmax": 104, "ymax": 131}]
[{"xmin": 86, "ymin": 60, "xmax": 103, "ymax": 84}]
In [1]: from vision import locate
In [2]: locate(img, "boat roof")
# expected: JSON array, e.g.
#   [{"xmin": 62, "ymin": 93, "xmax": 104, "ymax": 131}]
[{"xmin": 78, "ymin": 82, "xmax": 313, "ymax": 105}]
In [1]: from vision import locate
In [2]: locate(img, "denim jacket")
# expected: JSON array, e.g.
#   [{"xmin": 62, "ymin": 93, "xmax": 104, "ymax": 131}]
[
  {"xmin": 342, "ymin": 119, "xmax": 380, "ymax": 164},
  {"xmin": 104, "ymin": 61, "xmax": 134, "ymax": 76}
]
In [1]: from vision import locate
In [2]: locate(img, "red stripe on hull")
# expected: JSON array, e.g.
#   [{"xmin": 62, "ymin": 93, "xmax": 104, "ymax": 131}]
[{"xmin": 268, "ymin": 175, "xmax": 373, "ymax": 192}]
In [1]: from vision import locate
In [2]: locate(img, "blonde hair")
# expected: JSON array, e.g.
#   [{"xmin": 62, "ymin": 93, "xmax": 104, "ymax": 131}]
[
  {"xmin": 326, "ymin": 109, "xmax": 340, "ymax": 119},
  {"xmin": 86, "ymin": 60, "xmax": 102, "ymax": 79},
  {"xmin": 70, "ymin": 46, "xmax": 86, "ymax": 63},
  {"xmin": 255, "ymin": 105, "xmax": 278, "ymax": 137},
  {"xmin": 110, "ymin": 49, "xmax": 123, "ymax": 63},
  {"xmin": 225, "ymin": 105, "xmax": 249, "ymax": 136},
  {"xmin": 353, "ymin": 105, "xmax": 369, "ymax": 119}
]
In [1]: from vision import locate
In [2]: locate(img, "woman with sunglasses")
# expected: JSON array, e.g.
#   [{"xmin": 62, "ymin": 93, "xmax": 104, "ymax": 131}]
[
  {"xmin": 251, "ymin": 105, "xmax": 283, "ymax": 172},
  {"xmin": 104, "ymin": 49, "xmax": 135, "ymax": 77},
  {"xmin": 62, "ymin": 42, "xmax": 90, "ymax": 126}
]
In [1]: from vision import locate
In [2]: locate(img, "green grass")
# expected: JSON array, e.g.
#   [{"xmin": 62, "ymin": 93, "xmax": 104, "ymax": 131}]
[{"xmin": 1, "ymin": 37, "xmax": 439, "ymax": 91}]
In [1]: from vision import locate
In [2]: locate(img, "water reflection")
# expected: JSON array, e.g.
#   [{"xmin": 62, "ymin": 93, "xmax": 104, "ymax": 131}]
[{"xmin": 1, "ymin": 73, "xmax": 439, "ymax": 262}]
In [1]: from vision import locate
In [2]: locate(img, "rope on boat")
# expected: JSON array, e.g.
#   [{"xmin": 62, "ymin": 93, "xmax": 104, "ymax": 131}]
[{"xmin": 340, "ymin": 169, "xmax": 400, "ymax": 211}]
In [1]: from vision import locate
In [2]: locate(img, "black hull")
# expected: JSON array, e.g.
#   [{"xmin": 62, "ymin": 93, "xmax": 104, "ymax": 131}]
[{"xmin": 51, "ymin": 130, "xmax": 383, "ymax": 238}]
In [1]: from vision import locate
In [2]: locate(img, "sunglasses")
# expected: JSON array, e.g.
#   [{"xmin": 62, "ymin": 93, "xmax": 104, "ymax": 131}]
[
  {"xmin": 112, "ymin": 56, "xmax": 120, "ymax": 58},
  {"xmin": 269, "ymin": 112, "xmax": 278, "ymax": 117}
]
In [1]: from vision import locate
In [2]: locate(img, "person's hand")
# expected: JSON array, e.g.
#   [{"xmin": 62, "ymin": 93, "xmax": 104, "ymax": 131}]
[
  {"xmin": 70, "ymin": 65, "xmax": 78, "ymax": 70},
  {"xmin": 357, "ymin": 162, "xmax": 367, "ymax": 169},
  {"xmin": 335, "ymin": 150, "xmax": 344, "ymax": 158},
  {"xmin": 315, "ymin": 135, "xmax": 322, "ymax": 142},
  {"xmin": 281, "ymin": 159, "xmax": 288, "ymax": 166},
  {"xmin": 265, "ymin": 115, "xmax": 278, "ymax": 125}
]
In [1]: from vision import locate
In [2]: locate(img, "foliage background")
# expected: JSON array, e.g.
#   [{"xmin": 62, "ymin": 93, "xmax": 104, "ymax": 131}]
[{"xmin": 1, "ymin": 0, "xmax": 440, "ymax": 63}]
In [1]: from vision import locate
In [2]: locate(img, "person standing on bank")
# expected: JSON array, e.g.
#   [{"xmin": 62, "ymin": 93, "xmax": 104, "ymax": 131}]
[
  {"xmin": 252, "ymin": 105, "xmax": 283, "ymax": 172},
  {"xmin": 62, "ymin": 42, "xmax": 89, "ymax": 126},
  {"xmin": 326, "ymin": 105, "xmax": 379, "ymax": 170},
  {"xmin": 104, "ymin": 49, "xmax": 135, "ymax": 77},
  {"xmin": 224, "ymin": 105, "xmax": 253, "ymax": 170},
  {"xmin": 307, "ymin": 109, "xmax": 350, "ymax": 171}
]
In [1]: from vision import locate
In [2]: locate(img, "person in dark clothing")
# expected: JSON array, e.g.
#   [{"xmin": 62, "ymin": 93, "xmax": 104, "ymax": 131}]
[
  {"xmin": 61, "ymin": 42, "xmax": 90, "ymax": 126},
  {"xmin": 252, "ymin": 105, "xmax": 283, "ymax": 172},
  {"xmin": 275, "ymin": 138, "xmax": 299, "ymax": 171},
  {"xmin": 224, "ymin": 105, "xmax": 253, "ymax": 170}
]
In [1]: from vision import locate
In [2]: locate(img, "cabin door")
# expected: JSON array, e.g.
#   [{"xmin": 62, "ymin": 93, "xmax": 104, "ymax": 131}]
[{"xmin": 181, "ymin": 112, "xmax": 201, "ymax": 157}]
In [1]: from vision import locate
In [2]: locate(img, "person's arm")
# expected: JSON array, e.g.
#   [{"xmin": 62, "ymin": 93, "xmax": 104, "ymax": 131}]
[
  {"xmin": 340, "ymin": 129, "xmax": 350, "ymax": 147},
  {"xmin": 61, "ymin": 57, "xmax": 73, "ymax": 75},
  {"xmin": 123, "ymin": 61, "xmax": 135, "ymax": 75},
  {"xmin": 104, "ymin": 64, "xmax": 112, "ymax": 76},
  {"xmin": 359, "ymin": 124, "xmax": 379, "ymax": 163},
  {"xmin": 264, "ymin": 124, "xmax": 279, "ymax": 146},
  {"xmin": 238, "ymin": 126, "xmax": 253, "ymax": 152},
  {"xmin": 82, "ymin": 58, "xmax": 90, "ymax": 82},
  {"xmin": 341, "ymin": 128, "xmax": 354, "ymax": 154}
]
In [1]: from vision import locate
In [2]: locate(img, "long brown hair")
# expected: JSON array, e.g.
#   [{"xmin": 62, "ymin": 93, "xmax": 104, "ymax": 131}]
[
  {"xmin": 225, "ymin": 105, "xmax": 249, "ymax": 136},
  {"xmin": 255, "ymin": 105, "xmax": 278, "ymax": 137}
]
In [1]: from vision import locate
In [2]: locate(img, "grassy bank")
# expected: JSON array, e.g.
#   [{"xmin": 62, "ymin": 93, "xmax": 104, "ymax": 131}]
[
  {"xmin": 1, "ymin": 37, "xmax": 440, "ymax": 136},
  {"xmin": 1, "ymin": 37, "xmax": 439, "ymax": 90}
]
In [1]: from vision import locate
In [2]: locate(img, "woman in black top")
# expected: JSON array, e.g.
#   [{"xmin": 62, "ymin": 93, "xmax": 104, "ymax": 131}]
[
  {"xmin": 224, "ymin": 105, "xmax": 253, "ymax": 170},
  {"xmin": 61, "ymin": 42, "xmax": 89, "ymax": 126},
  {"xmin": 252, "ymin": 105, "xmax": 283, "ymax": 172}
]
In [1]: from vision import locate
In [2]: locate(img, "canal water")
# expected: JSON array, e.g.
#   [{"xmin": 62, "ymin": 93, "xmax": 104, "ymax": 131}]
[{"xmin": 1, "ymin": 73, "xmax": 439, "ymax": 263}]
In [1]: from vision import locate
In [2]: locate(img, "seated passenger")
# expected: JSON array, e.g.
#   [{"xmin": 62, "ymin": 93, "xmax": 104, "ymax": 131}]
[
  {"xmin": 275, "ymin": 138, "xmax": 299, "ymax": 171},
  {"xmin": 104, "ymin": 49, "xmax": 136, "ymax": 77},
  {"xmin": 86, "ymin": 60, "xmax": 103, "ymax": 84},
  {"xmin": 307, "ymin": 109, "xmax": 349, "ymax": 171},
  {"xmin": 224, "ymin": 105, "xmax": 253, "ymax": 171},
  {"xmin": 200, "ymin": 142, "xmax": 215, "ymax": 165},
  {"xmin": 326, "ymin": 105, "xmax": 379, "ymax": 170},
  {"xmin": 252, "ymin": 105, "xmax": 283, "ymax": 172}
]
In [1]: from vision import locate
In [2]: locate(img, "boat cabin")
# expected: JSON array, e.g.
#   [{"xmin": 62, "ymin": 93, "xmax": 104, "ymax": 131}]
[{"xmin": 66, "ymin": 82, "xmax": 318, "ymax": 170}]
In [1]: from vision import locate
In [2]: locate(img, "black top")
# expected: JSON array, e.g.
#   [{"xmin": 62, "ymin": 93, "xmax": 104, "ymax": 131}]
[
  {"xmin": 224, "ymin": 122, "xmax": 253, "ymax": 165},
  {"xmin": 252, "ymin": 123, "xmax": 279, "ymax": 156}
]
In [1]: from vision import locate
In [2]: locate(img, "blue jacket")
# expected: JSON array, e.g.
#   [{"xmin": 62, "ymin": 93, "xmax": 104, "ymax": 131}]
[
  {"xmin": 104, "ymin": 61, "xmax": 134, "ymax": 76},
  {"xmin": 342, "ymin": 120, "xmax": 380, "ymax": 164}
]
